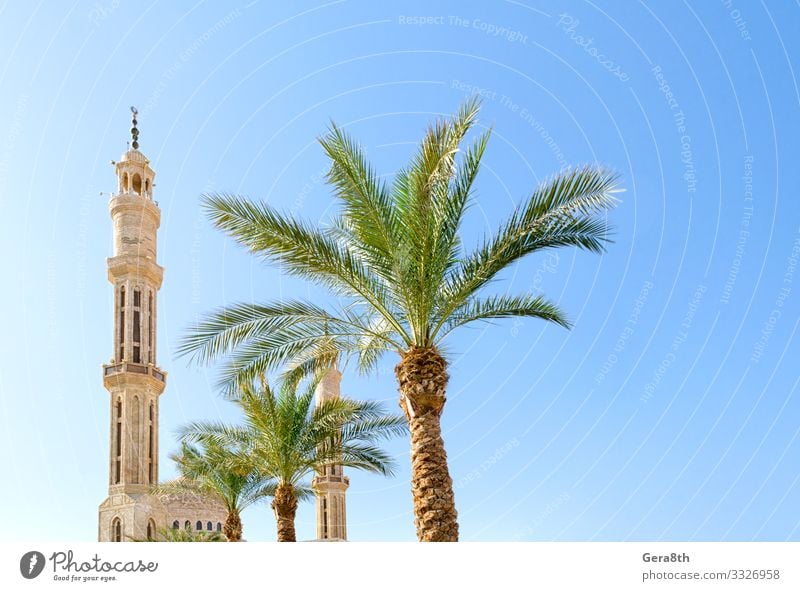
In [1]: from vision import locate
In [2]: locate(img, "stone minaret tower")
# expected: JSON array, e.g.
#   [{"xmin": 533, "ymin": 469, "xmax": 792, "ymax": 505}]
[
  {"xmin": 312, "ymin": 365, "xmax": 349, "ymax": 540},
  {"xmin": 98, "ymin": 109, "xmax": 168, "ymax": 542}
]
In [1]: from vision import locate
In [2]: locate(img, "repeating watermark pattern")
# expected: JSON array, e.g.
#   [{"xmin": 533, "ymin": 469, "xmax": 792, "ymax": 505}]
[
  {"xmin": 452, "ymin": 80, "xmax": 568, "ymax": 170},
  {"xmin": 398, "ymin": 15, "xmax": 528, "ymax": 44},
  {"xmin": 454, "ymin": 437, "xmax": 520, "ymax": 490},
  {"xmin": 720, "ymin": 155, "xmax": 754, "ymax": 305},
  {"xmin": 449, "ymin": 79, "xmax": 499, "ymax": 101},
  {"xmin": 641, "ymin": 284, "xmax": 706, "ymax": 403},
  {"xmin": 402, "ymin": 13, "xmax": 631, "ymax": 81},
  {"xmin": 511, "ymin": 253, "xmax": 560, "ymax": 337},
  {"xmin": 721, "ymin": 0, "xmax": 752, "ymax": 41},
  {"xmin": 750, "ymin": 227, "xmax": 800, "ymax": 364},
  {"xmin": 0, "ymin": 93, "xmax": 28, "ymax": 197},
  {"xmin": 74, "ymin": 186, "xmax": 94, "ymax": 299},
  {"xmin": 499, "ymin": 95, "xmax": 569, "ymax": 170},
  {"xmin": 46, "ymin": 252, "xmax": 65, "ymax": 402},
  {"xmin": 595, "ymin": 280, "xmax": 654, "ymax": 384},
  {"xmin": 446, "ymin": 15, "xmax": 529, "ymax": 44},
  {"xmin": 293, "ymin": 165, "xmax": 328, "ymax": 217},
  {"xmin": 652, "ymin": 66, "xmax": 697, "ymax": 194},
  {"xmin": 190, "ymin": 179, "xmax": 216, "ymax": 307},
  {"xmin": 87, "ymin": 0, "xmax": 121, "ymax": 27},
  {"xmin": 142, "ymin": 8, "xmax": 244, "ymax": 116},
  {"xmin": 555, "ymin": 14, "xmax": 630, "ymax": 82},
  {"xmin": 513, "ymin": 492, "xmax": 571, "ymax": 540}
]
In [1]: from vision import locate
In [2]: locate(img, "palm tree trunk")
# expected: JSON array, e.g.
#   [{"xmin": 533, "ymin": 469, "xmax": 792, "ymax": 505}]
[
  {"xmin": 395, "ymin": 346, "xmax": 459, "ymax": 541},
  {"xmin": 224, "ymin": 510, "xmax": 242, "ymax": 542},
  {"xmin": 272, "ymin": 483, "xmax": 298, "ymax": 542}
]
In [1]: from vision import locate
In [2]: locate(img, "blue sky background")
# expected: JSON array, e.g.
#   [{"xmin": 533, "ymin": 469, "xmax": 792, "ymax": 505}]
[{"xmin": 0, "ymin": 0, "xmax": 798, "ymax": 542}]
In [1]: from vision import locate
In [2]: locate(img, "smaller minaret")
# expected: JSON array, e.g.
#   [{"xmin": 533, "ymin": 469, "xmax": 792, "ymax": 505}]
[{"xmin": 312, "ymin": 364, "xmax": 349, "ymax": 540}]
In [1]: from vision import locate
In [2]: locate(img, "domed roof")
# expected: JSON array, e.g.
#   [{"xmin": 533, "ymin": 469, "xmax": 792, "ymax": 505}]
[
  {"xmin": 119, "ymin": 148, "xmax": 148, "ymax": 164},
  {"xmin": 156, "ymin": 479, "xmax": 227, "ymax": 513}
]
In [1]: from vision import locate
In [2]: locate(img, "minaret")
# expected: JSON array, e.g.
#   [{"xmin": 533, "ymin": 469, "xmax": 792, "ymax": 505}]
[
  {"xmin": 98, "ymin": 108, "xmax": 167, "ymax": 542},
  {"xmin": 312, "ymin": 365, "xmax": 349, "ymax": 540}
]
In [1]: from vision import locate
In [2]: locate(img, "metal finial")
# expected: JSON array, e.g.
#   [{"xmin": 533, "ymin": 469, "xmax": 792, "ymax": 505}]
[{"xmin": 130, "ymin": 106, "xmax": 139, "ymax": 150}]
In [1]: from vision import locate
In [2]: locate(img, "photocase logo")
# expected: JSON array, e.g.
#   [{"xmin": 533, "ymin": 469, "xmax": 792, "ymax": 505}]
[{"xmin": 19, "ymin": 551, "xmax": 46, "ymax": 579}]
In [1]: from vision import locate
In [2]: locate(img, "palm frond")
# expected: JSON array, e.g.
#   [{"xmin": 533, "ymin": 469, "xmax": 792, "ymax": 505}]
[
  {"xmin": 435, "ymin": 166, "xmax": 619, "ymax": 332},
  {"xmin": 337, "ymin": 443, "xmax": 398, "ymax": 477},
  {"xmin": 436, "ymin": 293, "xmax": 570, "ymax": 340},
  {"xmin": 319, "ymin": 123, "xmax": 399, "ymax": 273},
  {"xmin": 178, "ymin": 300, "xmax": 340, "ymax": 364},
  {"xmin": 201, "ymin": 193, "xmax": 410, "ymax": 341}
]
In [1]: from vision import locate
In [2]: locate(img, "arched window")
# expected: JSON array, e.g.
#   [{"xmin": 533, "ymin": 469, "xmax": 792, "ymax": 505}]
[
  {"xmin": 148, "ymin": 402, "xmax": 155, "ymax": 484},
  {"xmin": 148, "ymin": 291, "xmax": 154, "ymax": 364},
  {"xmin": 206, "ymin": 521, "xmax": 212, "ymax": 531},
  {"xmin": 114, "ymin": 398, "xmax": 122, "ymax": 484},
  {"xmin": 172, "ymin": 520, "xmax": 179, "ymax": 530},
  {"xmin": 184, "ymin": 520, "xmax": 191, "ymax": 530},
  {"xmin": 216, "ymin": 522, "xmax": 222, "ymax": 532},
  {"xmin": 111, "ymin": 517, "xmax": 122, "ymax": 542},
  {"xmin": 118, "ymin": 286, "xmax": 125, "ymax": 361},
  {"xmin": 145, "ymin": 178, "xmax": 150, "ymax": 195},
  {"xmin": 131, "ymin": 396, "xmax": 141, "ymax": 484},
  {"xmin": 146, "ymin": 520, "xmax": 155, "ymax": 541},
  {"xmin": 132, "ymin": 289, "xmax": 141, "ymax": 364},
  {"xmin": 196, "ymin": 520, "xmax": 202, "ymax": 531},
  {"xmin": 322, "ymin": 498, "xmax": 328, "ymax": 539},
  {"xmin": 132, "ymin": 173, "xmax": 142, "ymax": 195}
]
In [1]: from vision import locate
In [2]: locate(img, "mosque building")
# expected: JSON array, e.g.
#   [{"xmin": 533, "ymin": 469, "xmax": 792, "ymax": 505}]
[{"xmin": 98, "ymin": 110, "xmax": 347, "ymax": 542}]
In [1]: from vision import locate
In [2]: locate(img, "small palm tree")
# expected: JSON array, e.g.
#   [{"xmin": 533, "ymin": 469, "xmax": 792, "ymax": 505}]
[
  {"xmin": 180, "ymin": 98, "xmax": 619, "ymax": 541},
  {"xmin": 180, "ymin": 375, "xmax": 407, "ymax": 541},
  {"xmin": 156, "ymin": 439, "xmax": 274, "ymax": 541}
]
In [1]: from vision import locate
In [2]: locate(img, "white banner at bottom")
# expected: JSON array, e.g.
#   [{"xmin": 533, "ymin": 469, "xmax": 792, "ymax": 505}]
[{"xmin": 1, "ymin": 542, "xmax": 797, "ymax": 590}]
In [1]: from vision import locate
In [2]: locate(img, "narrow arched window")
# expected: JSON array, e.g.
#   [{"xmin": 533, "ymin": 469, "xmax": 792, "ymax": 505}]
[
  {"xmin": 132, "ymin": 289, "xmax": 141, "ymax": 363},
  {"xmin": 147, "ymin": 291, "xmax": 154, "ymax": 364},
  {"xmin": 146, "ymin": 520, "xmax": 155, "ymax": 541},
  {"xmin": 216, "ymin": 522, "xmax": 222, "ymax": 532},
  {"xmin": 131, "ymin": 396, "xmax": 141, "ymax": 484},
  {"xmin": 206, "ymin": 521, "xmax": 212, "ymax": 531},
  {"xmin": 196, "ymin": 520, "xmax": 202, "ymax": 531},
  {"xmin": 172, "ymin": 520, "xmax": 179, "ymax": 530},
  {"xmin": 132, "ymin": 173, "xmax": 142, "ymax": 195},
  {"xmin": 111, "ymin": 517, "xmax": 122, "ymax": 542},
  {"xmin": 118, "ymin": 286, "xmax": 125, "ymax": 361},
  {"xmin": 184, "ymin": 520, "xmax": 191, "ymax": 530},
  {"xmin": 322, "ymin": 498, "xmax": 328, "ymax": 539},
  {"xmin": 147, "ymin": 402, "xmax": 155, "ymax": 484},
  {"xmin": 114, "ymin": 399, "xmax": 122, "ymax": 484}
]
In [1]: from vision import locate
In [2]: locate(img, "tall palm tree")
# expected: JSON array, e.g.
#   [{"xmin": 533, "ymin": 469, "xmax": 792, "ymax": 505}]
[
  {"xmin": 180, "ymin": 98, "xmax": 620, "ymax": 541},
  {"xmin": 180, "ymin": 375, "xmax": 407, "ymax": 542},
  {"xmin": 156, "ymin": 439, "xmax": 274, "ymax": 541}
]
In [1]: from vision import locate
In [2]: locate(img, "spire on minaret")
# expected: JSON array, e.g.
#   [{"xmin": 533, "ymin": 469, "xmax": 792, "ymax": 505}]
[{"xmin": 130, "ymin": 106, "xmax": 140, "ymax": 150}]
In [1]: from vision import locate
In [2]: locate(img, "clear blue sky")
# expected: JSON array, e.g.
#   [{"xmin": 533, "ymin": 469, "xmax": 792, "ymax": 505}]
[{"xmin": 0, "ymin": 0, "xmax": 798, "ymax": 542}]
